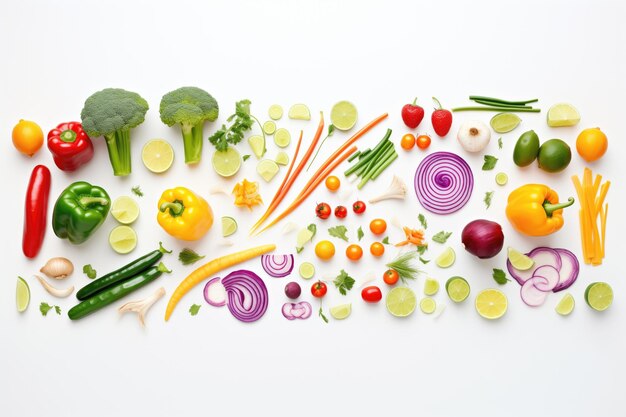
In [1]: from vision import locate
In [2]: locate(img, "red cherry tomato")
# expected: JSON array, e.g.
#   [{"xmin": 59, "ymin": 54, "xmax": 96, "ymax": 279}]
[
  {"xmin": 416, "ymin": 134, "xmax": 431, "ymax": 150},
  {"xmin": 311, "ymin": 281, "xmax": 328, "ymax": 298},
  {"xmin": 334, "ymin": 205, "xmax": 347, "ymax": 218},
  {"xmin": 361, "ymin": 286, "xmax": 383, "ymax": 303},
  {"xmin": 315, "ymin": 202, "xmax": 331, "ymax": 219},
  {"xmin": 353, "ymin": 200, "xmax": 366, "ymax": 214},
  {"xmin": 383, "ymin": 269, "xmax": 399, "ymax": 285}
]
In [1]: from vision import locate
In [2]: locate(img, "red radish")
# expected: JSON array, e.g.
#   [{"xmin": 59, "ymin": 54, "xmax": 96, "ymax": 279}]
[
  {"xmin": 401, "ymin": 98, "xmax": 425, "ymax": 129},
  {"xmin": 431, "ymin": 97, "xmax": 453, "ymax": 137}
]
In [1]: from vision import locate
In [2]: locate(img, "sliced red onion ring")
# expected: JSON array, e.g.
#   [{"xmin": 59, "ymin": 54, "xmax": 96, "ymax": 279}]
[
  {"xmin": 203, "ymin": 277, "xmax": 226, "ymax": 307},
  {"xmin": 507, "ymin": 247, "xmax": 562, "ymax": 285},
  {"xmin": 222, "ymin": 270, "xmax": 268, "ymax": 323},
  {"xmin": 521, "ymin": 277, "xmax": 549, "ymax": 307},
  {"xmin": 281, "ymin": 302, "xmax": 312, "ymax": 320},
  {"xmin": 553, "ymin": 248, "xmax": 579, "ymax": 292},
  {"xmin": 414, "ymin": 151, "xmax": 474, "ymax": 215},
  {"xmin": 532, "ymin": 265, "xmax": 560, "ymax": 292},
  {"xmin": 261, "ymin": 254, "xmax": 294, "ymax": 278}
]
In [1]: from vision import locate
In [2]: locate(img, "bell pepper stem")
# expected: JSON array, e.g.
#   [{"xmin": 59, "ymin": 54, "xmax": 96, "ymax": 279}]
[
  {"xmin": 544, "ymin": 197, "xmax": 575, "ymax": 217},
  {"xmin": 79, "ymin": 197, "xmax": 109, "ymax": 206},
  {"xmin": 60, "ymin": 129, "xmax": 77, "ymax": 143},
  {"xmin": 160, "ymin": 201, "xmax": 184, "ymax": 216},
  {"xmin": 158, "ymin": 241, "xmax": 172, "ymax": 254}
]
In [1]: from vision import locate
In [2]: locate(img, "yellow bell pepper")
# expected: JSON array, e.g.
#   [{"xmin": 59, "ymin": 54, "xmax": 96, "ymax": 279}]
[
  {"xmin": 157, "ymin": 187, "xmax": 213, "ymax": 241},
  {"xmin": 505, "ymin": 184, "xmax": 574, "ymax": 236}
]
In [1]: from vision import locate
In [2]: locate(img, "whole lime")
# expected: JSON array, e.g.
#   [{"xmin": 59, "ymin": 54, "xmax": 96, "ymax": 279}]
[{"xmin": 537, "ymin": 139, "xmax": 571, "ymax": 173}]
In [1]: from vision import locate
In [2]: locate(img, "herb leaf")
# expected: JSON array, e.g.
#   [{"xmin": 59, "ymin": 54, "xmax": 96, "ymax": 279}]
[
  {"xmin": 432, "ymin": 231, "xmax": 452, "ymax": 244},
  {"xmin": 242, "ymin": 154, "xmax": 251, "ymax": 162},
  {"xmin": 492, "ymin": 268, "xmax": 509, "ymax": 285},
  {"xmin": 178, "ymin": 248, "xmax": 205, "ymax": 265},
  {"xmin": 54, "ymin": 306, "xmax": 61, "ymax": 315},
  {"xmin": 484, "ymin": 191, "xmax": 494, "ymax": 209},
  {"xmin": 327, "ymin": 124, "xmax": 335, "ymax": 136},
  {"xmin": 40, "ymin": 302, "xmax": 60, "ymax": 316},
  {"xmin": 333, "ymin": 269, "xmax": 356, "ymax": 295},
  {"xmin": 386, "ymin": 252, "xmax": 421, "ymax": 283},
  {"xmin": 328, "ymin": 225, "xmax": 349, "ymax": 242},
  {"xmin": 417, "ymin": 245, "xmax": 428, "ymax": 255},
  {"xmin": 382, "ymin": 236, "xmax": 390, "ymax": 245},
  {"xmin": 82, "ymin": 264, "xmax": 97, "ymax": 279},
  {"xmin": 319, "ymin": 307, "xmax": 328, "ymax": 323},
  {"xmin": 419, "ymin": 257, "xmax": 430, "ymax": 264},
  {"xmin": 357, "ymin": 226, "xmax": 364, "ymax": 242},
  {"xmin": 131, "ymin": 186, "xmax": 143, "ymax": 197},
  {"xmin": 498, "ymin": 137, "xmax": 503, "ymax": 150},
  {"xmin": 418, "ymin": 213, "xmax": 428, "ymax": 229},
  {"xmin": 189, "ymin": 304, "xmax": 201, "ymax": 316},
  {"xmin": 208, "ymin": 99, "xmax": 258, "ymax": 152},
  {"xmin": 482, "ymin": 155, "xmax": 498, "ymax": 171}
]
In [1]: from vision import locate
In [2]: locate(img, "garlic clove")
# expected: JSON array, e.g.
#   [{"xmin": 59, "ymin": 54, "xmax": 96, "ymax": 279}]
[{"xmin": 35, "ymin": 275, "xmax": 74, "ymax": 298}]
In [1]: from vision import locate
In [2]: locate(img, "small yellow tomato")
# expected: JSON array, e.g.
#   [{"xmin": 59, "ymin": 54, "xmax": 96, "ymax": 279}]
[{"xmin": 12, "ymin": 119, "xmax": 44, "ymax": 156}]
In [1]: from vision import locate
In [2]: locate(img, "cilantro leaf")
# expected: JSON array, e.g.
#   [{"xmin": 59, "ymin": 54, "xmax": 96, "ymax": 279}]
[
  {"xmin": 484, "ymin": 191, "xmax": 494, "ymax": 209},
  {"xmin": 40, "ymin": 302, "xmax": 53, "ymax": 316},
  {"xmin": 82, "ymin": 264, "xmax": 97, "ymax": 279},
  {"xmin": 189, "ymin": 304, "xmax": 201, "ymax": 316},
  {"xmin": 482, "ymin": 155, "xmax": 498, "ymax": 171},
  {"xmin": 54, "ymin": 306, "xmax": 61, "ymax": 315},
  {"xmin": 432, "ymin": 231, "xmax": 452, "ymax": 244},
  {"xmin": 357, "ymin": 226, "xmax": 364, "ymax": 241},
  {"xmin": 242, "ymin": 154, "xmax": 251, "ymax": 162},
  {"xmin": 418, "ymin": 213, "xmax": 428, "ymax": 229},
  {"xmin": 208, "ymin": 99, "xmax": 260, "ymax": 152},
  {"xmin": 417, "ymin": 245, "xmax": 428, "ymax": 255},
  {"xmin": 328, "ymin": 225, "xmax": 348, "ymax": 242},
  {"xmin": 492, "ymin": 268, "xmax": 509, "ymax": 285},
  {"xmin": 382, "ymin": 236, "xmax": 390, "ymax": 245},
  {"xmin": 319, "ymin": 307, "xmax": 328, "ymax": 323},
  {"xmin": 498, "ymin": 137, "xmax": 503, "ymax": 150},
  {"xmin": 178, "ymin": 248, "xmax": 205, "ymax": 265},
  {"xmin": 131, "ymin": 186, "xmax": 143, "ymax": 197},
  {"xmin": 333, "ymin": 269, "xmax": 355, "ymax": 295}
]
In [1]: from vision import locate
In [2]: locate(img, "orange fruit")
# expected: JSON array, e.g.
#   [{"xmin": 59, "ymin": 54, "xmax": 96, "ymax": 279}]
[
  {"xmin": 400, "ymin": 133, "xmax": 416, "ymax": 150},
  {"xmin": 346, "ymin": 244, "xmax": 363, "ymax": 261},
  {"xmin": 576, "ymin": 128, "xmax": 607, "ymax": 162},
  {"xmin": 370, "ymin": 242, "xmax": 385, "ymax": 257},
  {"xmin": 12, "ymin": 119, "xmax": 44, "ymax": 156}
]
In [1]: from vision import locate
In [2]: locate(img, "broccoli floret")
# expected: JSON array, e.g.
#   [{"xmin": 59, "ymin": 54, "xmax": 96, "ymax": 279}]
[
  {"xmin": 159, "ymin": 87, "xmax": 219, "ymax": 164},
  {"xmin": 80, "ymin": 88, "xmax": 149, "ymax": 176}
]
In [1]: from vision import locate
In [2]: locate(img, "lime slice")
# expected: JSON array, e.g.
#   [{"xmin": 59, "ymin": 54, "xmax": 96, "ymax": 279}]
[
  {"xmin": 109, "ymin": 225, "xmax": 137, "ymax": 254},
  {"xmin": 221, "ymin": 216, "xmax": 238, "ymax": 237},
  {"xmin": 547, "ymin": 103, "xmax": 580, "ymax": 127},
  {"xmin": 212, "ymin": 147, "xmax": 241, "ymax": 177},
  {"xmin": 490, "ymin": 113, "xmax": 521, "ymax": 133},
  {"xmin": 248, "ymin": 135, "xmax": 266, "ymax": 158},
  {"xmin": 296, "ymin": 227, "xmax": 314, "ymax": 249},
  {"xmin": 274, "ymin": 128, "xmax": 291, "ymax": 148},
  {"xmin": 16, "ymin": 276, "xmax": 30, "ymax": 313},
  {"xmin": 420, "ymin": 297, "xmax": 436, "ymax": 314},
  {"xmin": 330, "ymin": 101, "xmax": 358, "ymax": 131},
  {"xmin": 263, "ymin": 120, "xmax": 276, "ymax": 135},
  {"xmin": 142, "ymin": 139, "xmax": 174, "ymax": 173},
  {"xmin": 507, "ymin": 247, "xmax": 534, "ymax": 271},
  {"xmin": 386, "ymin": 287, "xmax": 417, "ymax": 317},
  {"xmin": 585, "ymin": 282, "xmax": 613, "ymax": 311},
  {"xmin": 330, "ymin": 303, "xmax": 352, "ymax": 320},
  {"xmin": 275, "ymin": 151, "xmax": 289, "ymax": 166},
  {"xmin": 288, "ymin": 103, "xmax": 311, "ymax": 120},
  {"xmin": 495, "ymin": 172, "xmax": 508, "ymax": 186},
  {"xmin": 110, "ymin": 196, "xmax": 140, "ymax": 225},
  {"xmin": 299, "ymin": 262, "xmax": 315, "ymax": 279},
  {"xmin": 475, "ymin": 289, "xmax": 508, "ymax": 320},
  {"xmin": 268, "ymin": 104, "xmax": 283, "ymax": 120},
  {"xmin": 445, "ymin": 276, "xmax": 470, "ymax": 303},
  {"xmin": 555, "ymin": 293, "xmax": 575, "ymax": 316},
  {"xmin": 424, "ymin": 278, "xmax": 439, "ymax": 296},
  {"xmin": 257, "ymin": 159, "xmax": 280, "ymax": 182},
  {"xmin": 435, "ymin": 247, "xmax": 456, "ymax": 268}
]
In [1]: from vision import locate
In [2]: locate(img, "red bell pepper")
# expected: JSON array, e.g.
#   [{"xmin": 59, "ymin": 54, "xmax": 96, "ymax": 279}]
[
  {"xmin": 47, "ymin": 122, "xmax": 94, "ymax": 171},
  {"xmin": 23, "ymin": 165, "xmax": 51, "ymax": 258}
]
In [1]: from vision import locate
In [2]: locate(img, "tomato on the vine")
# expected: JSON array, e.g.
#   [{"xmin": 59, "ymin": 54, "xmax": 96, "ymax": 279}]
[
  {"xmin": 361, "ymin": 286, "xmax": 383, "ymax": 303},
  {"xmin": 353, "ymin": 200, "xmax": 366, "ymax": 214},
  {"xmin": 383, "ymin": 269, "xmax": 399, "ymax": 285},
  {"xmin": 311, "ymin": 281, "xmax": 328, "ymax": 298},
  {"xmin": 334, "ymin": 205, "xmax": 347, "ymax": 218},
  {"xmin": 315, "ymin": 202, "xmax": 331, "ymax": 219}
]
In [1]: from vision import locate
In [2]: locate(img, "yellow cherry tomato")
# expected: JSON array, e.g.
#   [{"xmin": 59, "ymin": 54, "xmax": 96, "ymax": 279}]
[
  {"xmin": 346, "ymin": 244, "xmax": 363, "ymax": 261},
  {"xmin": 400, "ymin": 133, "xmax": 416, "ymax": 150},
  {"xmin": 315, "ymin": 240, "xmax": 335, "ymax": 260},
  {"xmin": 325, "ymin": 175, "xmax": 341, "ymax": 191},
  {"xmin": 12, "ymin": 119, "xmax": 44, "ymax": 156},
  {"xmin": 576, "ymin": 127, "xmax": 607, "ymax": 162},
  {"xmin": 370, "ymin": 242, "xmax": 385, "ymax": 257},
  {"xmin": 369, "ymin": 218, "xmax": 387, "ymax": 235},
  {"xmin": 416, "ymin": 134, "xmax": 432, "ymax": 150}
]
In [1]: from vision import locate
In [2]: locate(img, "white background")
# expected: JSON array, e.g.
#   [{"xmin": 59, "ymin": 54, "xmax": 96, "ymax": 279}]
[{"xmin": 1, "ymin": 1, "xmax": 624, "ymax": 416}]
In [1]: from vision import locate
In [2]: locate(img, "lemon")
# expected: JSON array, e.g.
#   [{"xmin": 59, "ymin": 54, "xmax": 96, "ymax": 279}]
[
  {"xmin": 495, "ymin": 172, "xmax": 508, "ymax": 186},
  {"xmin": 142, "ymin": 139, "xmax": 174, "ymax": 173},
  {"xmin": 507, "ymin": 247, "xmax": 534, "ymax": 271},
  {"xmin": 221, "ymin": 216, "xmax": 238, "ymax": 237},
  {"xmin": 248, "ymin": 135, "xmax": 266, "ymax": 158},
  {"xmin": 330, "ymin": 303, "xmax": 352, "ymax": 320},
  {"xmin": 257, "ymin": 159, "xmax": 280, "ymax": 182},
  {"xmin": 475, "ymin": 289, "xmax": 508, "ymax": 320},
  {"xmin": 274, "ymin": 128, "xmax": 291, "ymax": 148},
  {"xmin": 386, "ymin": 287, "xmax": 417, "ymax": 317},
  {"xmin": 420, "ymin": 297, "xmax": 436, "ymax": 314},
  {"xmin": 268, "ymin": 104, "xmax": 283, "ymax": 120},
  {"xmin": 16, "ymin": 276, "xmax": 30, "ymax": 313},
  {"xmin": 111, "ymin": 196, "xmax": 140, "ymax": 225},
  {"xmin": 585, "ymin": 282, "xmax": 613, "ymax": 312},
  {"xmin": 212, "ymin": 147, "xmax": 241, "ymax": 177},
  {"xmin": 275, "ymin": 151, "xmax": 289, "ymax": 166},
  {"xmin": 547, "ymin": 103, "xmax": 580, "ymax": 127},
  {"xmin": 263, "ymin": 120, "xmax": 276, "ymax": 135},
  {"xmin": 490, "ymin": 112, "xmax": 521, "ymax": 133},
  {"xmin": 330, "ymin": 101, "xmax": 358, "ymax": 131},
  {"xmin": 109, "ymin": 225, "xmax": 137, "ymax": 254},
  {"xmin": 288, "ymin": 103, "xmax": 311, "ymax": 120},
  {"xmin": 555, "ymin": 293, "xmax": 575, "ymax": 316},
  {"xmin": 424, "ymin": 278, "xmax": 439, "ymax": 296},
  {"xmin": 299, "ymin": 262, "xmax": 315, "ymax": 279},
  {"xmin": 435, "ymin": 247, "xmax": 456, "ymax": 268},
  {"xmin": 445, "ymin": 276, "xmax": 470, "ymax": 303}
]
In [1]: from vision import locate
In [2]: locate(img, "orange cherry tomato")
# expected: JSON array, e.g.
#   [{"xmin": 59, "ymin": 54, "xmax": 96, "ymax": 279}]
[
  {"xmin": 369, "ymin": 218, "xmax": 387, "ymax": 235},
  {"xmin": 416, "ymin": 134, "xmax": 431, "ymax": 150},
  {"xmin": 370, "ymin": 242, "xmax": 385, "ymax": 257},
  {"xmin": 346, "ymin": 244, "xmax": 363, "ymax": 261},
  {"xmin": 400, "ymin": 133, "xmax": 416, "ymax": 150},
  {"xmin": 383, "ymin": 269, "xmax": 400, "ymax": 285},
  {"xmin": 325, "ymin": 175, "xmax": 341, "ymax": 191}
]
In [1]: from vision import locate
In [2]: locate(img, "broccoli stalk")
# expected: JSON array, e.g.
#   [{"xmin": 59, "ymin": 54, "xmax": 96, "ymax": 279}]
[
  {"xmin": 103, "ymin": 127, "xmax": 132, "ymax": 176},
  {"xmin": 159, "ymin": 87, "xmax": 219, "ymax": 164}
]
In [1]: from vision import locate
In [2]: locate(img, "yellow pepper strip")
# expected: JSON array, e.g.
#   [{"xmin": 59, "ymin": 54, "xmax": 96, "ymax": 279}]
[
  {"xmin": 157, "ymin": 187, "xmax": 213, "ymax": 241},
  {"xmin": 232, "ymin": 179, "xmax": 263, "ymax": 211},
  {"xmin": 395, "ymin": 226, "xmax": 426, "ymax": 247}
]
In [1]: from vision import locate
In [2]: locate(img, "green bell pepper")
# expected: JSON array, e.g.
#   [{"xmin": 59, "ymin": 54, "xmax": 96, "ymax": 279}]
[{"xmin": 52, "ymin": 181, "xmax": 111, "ymax": 244}]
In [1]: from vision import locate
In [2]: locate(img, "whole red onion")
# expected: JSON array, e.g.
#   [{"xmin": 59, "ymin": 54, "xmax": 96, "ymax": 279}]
[{"xmin": 461, "ymin": 219, "xmax": 504, "ymax": 259}]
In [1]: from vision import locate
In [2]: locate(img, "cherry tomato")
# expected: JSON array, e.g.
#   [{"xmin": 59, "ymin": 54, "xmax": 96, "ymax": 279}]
[
  {"xmin": 315, "ymin": 240, "xmax": 335, "ymax": 260},
  {"xmin": 369, "ymin": 218, "xmax": 387, "ymax": 235},
  {"xmin": 325, "ymin": 175, "xmax": 340, "ymax": 191},
  {"xmin": 334, "ymin": 205, "xmax": 347, "ymax": 218},
  {"xmin": 416, "ymin": 134, "xmax": 431, "ymax": 150},
  {"xmin": 353, "ymin": 200, "xmax": 366, "ymax": 214},
  {"xmin": 315, "ymin": 202, "xmax": 331, "ymax": 219},
  {"xmin": 311, "ymin": 281, "xmax": 328, "ymax": 298},
  {"xmin": 370, "ymin": 242, "xmax": 385, "ymax": 257},
  {"xmin": 346, "ymin": 244, "xmax": 363, "ymax": 261},
  {"xmin": 361, "ymin": 285, "xmax": 383, "ymax": 303},
  {"xmin": 400, "ymin": 133, "xmax": 416, "ymax": 150},
  {"xmin": 383, "ymin": 269, "xmax": 399, "ymax": 285}
]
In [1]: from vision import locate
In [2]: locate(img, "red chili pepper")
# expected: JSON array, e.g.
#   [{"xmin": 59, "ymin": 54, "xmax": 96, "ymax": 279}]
[
  {"xmin": 47, "ymin": 122, "xmax": 94, "ymax": 171},
  {"xmin": 23, "ymin": 165, "xmax": 51, "ymax": 258}
]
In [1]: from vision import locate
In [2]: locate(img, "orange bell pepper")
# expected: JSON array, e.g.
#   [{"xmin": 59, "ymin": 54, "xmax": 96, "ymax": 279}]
[
  {"xmin": 505, "ymin": 184, "xmax": 574, "ymax": 236},
  {"xmin": 157, "ymin": 187, "xmax": 213, "ymax": 241}
]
